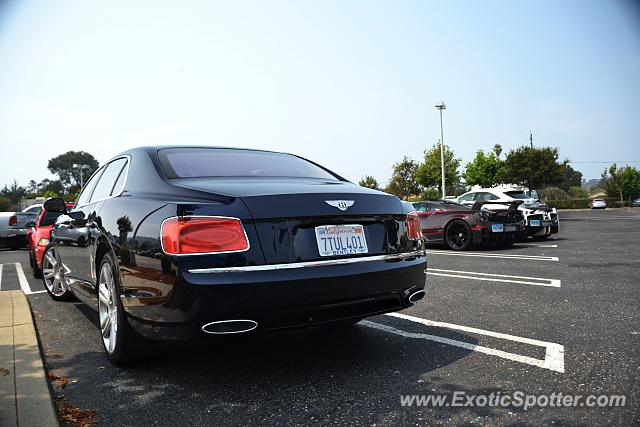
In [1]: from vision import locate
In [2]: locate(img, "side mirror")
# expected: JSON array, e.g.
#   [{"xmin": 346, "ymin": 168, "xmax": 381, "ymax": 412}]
[
  {"xmin": 25, "ymin": 221, "xmax": 36, "ymax": 228},
  {"xmin": 43, "ymin": 197, "xmax": 67, "ymax": 213}
]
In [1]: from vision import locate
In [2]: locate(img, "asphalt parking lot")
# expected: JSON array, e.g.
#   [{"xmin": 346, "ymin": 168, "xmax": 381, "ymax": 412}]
[{"xmin": 1, "ymin": 208, "xmax": 638, "ymax": 426}]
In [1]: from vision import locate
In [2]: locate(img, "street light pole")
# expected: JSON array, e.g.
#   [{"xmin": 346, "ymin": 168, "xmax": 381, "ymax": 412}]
[
  {"xmin": 435, "ymin": 102, "xmax": 446, "ymax": 198},
  {"xmin": 73, "ymin": 163, "xmax": 86, "ymax": 188}
]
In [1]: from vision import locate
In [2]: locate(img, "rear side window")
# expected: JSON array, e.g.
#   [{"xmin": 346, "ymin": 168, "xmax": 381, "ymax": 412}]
[
  {"xmin": 158, "ymin": 148, "xmax": 339, "ymax": 180},
  {"xmin": 458, "ymin": 193, "xmax": 474, "ymax": 202},
  {"xmin": 110, "ymin": 161, "xmax": 128, "ymax": 196},
  {"xmin": 89, "ymin": 158, "xmax": 128, "ymax": 203},
  {"xmin": 412, "ymin": 202, "xmax": 427, "ymax": 212},
  {"xmin": 75, "ymin": 168, "xmax": 104, "ymax": 208},
  {"xmin": 477, "ymin": 192, "xmax": 499, "ymax": 201},
  {"xmin": 505, "ymin": 191, "xmax": 531, "ymax": 200}
]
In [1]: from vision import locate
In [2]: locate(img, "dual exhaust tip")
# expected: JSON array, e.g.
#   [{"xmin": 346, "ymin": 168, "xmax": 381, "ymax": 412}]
[
  {"xmin": 202, "ymin": 290, "xmax": 425, "ymax": 334},
  {"xmin": 407, "ymin": 289, "xmax": 425, "ymax": 303},
  {"xmin": 201, "ymin": 319, "xmax": 258, "ymax": 335}
]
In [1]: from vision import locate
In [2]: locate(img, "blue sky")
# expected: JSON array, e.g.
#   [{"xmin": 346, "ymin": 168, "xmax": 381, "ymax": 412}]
[{"xmin": 1, "ymin": 0, "xmax": 639, "ymax": 189}]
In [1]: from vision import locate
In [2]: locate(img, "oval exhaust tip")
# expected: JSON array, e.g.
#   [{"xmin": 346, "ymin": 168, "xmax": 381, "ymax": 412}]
[
  {"xmin": 201, "ymin": 320, "xmax": 258, "ymax": 335},
  {"xmin": 408, "ymin": 290, "xmax": 426, "ymax": 303}
]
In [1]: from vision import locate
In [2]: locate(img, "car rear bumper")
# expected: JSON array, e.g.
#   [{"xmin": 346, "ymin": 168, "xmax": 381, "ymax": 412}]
[{"xmin": 120, "ymin": 251, "xmax": 428, "ymax": 340}]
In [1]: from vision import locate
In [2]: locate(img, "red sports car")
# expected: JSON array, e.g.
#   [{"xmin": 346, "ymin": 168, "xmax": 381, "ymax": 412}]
[
  {"xmin": 27, "ymin": 203, "xmax": 74, "ymax": 278},
  {"xmin": 412, "ymin": 200, "xmax": 526, "ymax": 250}
]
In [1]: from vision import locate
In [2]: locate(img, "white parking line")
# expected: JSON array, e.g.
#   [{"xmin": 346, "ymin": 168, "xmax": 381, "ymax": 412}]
[
  {"xmin": 427, "ymin": 268, "xmax": 561, "ymax": 287},
  {"xmin": 427, "ymin": 250, "xmax": 559, "ymax": 262},
  {"xmin": 361, "ymin": 312, "xmax": 564, "ymax": 373},
  {"xmin": 14, "ymin": 262, "xmax": 33, "ymax": 294}
]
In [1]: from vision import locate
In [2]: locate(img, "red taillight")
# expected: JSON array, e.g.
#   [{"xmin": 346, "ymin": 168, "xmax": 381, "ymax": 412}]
[
  {"xmin": 9, "ymin": 216, "xmax": 17, "ymax": 226},
  {"xmin": 406, "ymin": 212, "xmax": 423, "ymax": 240},
  {"xmin": 161, "ymin": 216, "xmax": 249, "ymax": 255}
]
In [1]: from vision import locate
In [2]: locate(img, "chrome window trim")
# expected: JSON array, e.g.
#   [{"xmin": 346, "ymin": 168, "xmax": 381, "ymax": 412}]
[
  {"xmin": 187, "ymin": 249, "xmax": 426, "ymax": 273},
  {"xmin": 160, "ymin": 215, "xmax": 251, "ymax": 256},
  {"xmin": 74, "ymin": 155, "xmax": 131, "ymax": 209}
]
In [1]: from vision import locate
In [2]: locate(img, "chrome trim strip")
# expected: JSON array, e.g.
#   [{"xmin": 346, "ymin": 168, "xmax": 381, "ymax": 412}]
[{"xmin": 188, "ymin": 249, "xmax": 426, "ymax": 274}]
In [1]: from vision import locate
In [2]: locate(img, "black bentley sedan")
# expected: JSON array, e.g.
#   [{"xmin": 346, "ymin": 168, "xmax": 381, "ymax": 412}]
[{"xmin": 42, "ymin": 147, "xmax": 427, "ymax": 363}]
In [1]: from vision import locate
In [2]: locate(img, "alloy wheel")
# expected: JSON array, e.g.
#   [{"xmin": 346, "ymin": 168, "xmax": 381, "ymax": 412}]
[
  {"xmin": 98, "ymin": 263, "xmax": 118, "ymax": 354},
  {"xmin": 446, "ymin": 222, "xmax": 469, "ymax": 250},
  {"xmin": 42, "ymin": 248, "xmax": 67, "ymax": 297}
]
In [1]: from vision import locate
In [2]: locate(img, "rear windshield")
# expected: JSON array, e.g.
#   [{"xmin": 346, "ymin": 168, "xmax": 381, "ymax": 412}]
[
  {"xmin": 504, "ymin": 191, "xmax": 532, "ymax": 200},
  {"xmin": 40, "ymin": 211, "xmax": 63, "ymax": 226},
  {"xmin": 158, "ymin": 148, "xmax": 339, "ymax": 180}
]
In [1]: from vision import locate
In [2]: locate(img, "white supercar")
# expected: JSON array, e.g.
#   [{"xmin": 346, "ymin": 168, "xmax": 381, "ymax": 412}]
[{"xmin": 456, "ymin": 187, "xmax": 559, "ymax": 239}]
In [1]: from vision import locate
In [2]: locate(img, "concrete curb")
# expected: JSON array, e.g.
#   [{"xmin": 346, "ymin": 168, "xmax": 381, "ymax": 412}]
[{"xmin": 0, "ymin": 290, "xmax": 58, "ymax": 427}]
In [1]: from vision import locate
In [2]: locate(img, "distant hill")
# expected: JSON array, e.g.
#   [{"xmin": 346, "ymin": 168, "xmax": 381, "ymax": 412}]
[{"xmin": 581, "ymin": 178, "xmax": 601, "ymax": 190}]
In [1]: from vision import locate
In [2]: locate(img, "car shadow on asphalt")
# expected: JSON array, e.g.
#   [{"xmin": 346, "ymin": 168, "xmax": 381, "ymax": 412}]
[{"xmin": 45, "ymin": 304, "xmax": 598, "ymax": 425}]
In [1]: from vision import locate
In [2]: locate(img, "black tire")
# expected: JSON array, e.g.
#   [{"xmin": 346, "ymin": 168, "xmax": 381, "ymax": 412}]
[
  {"xmin": 41, "ymin": 247, "xmax": 74, "ymax": 301},
  {"xmin": 97, "ymin": 252, "xmax": 147, "ymax": 365},
  {"xmin": 444, "ymin": 220, "xmax": 473, "ymax": 251},
  {"xmin": 30, "ymin": 251, "xmax": 43, "ymax": 279}
]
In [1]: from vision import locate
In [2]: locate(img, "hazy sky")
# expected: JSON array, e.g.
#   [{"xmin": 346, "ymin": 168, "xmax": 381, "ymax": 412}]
[{"xmin": 1, "ymin": 0, "xmax": 639, "ymax": 189}]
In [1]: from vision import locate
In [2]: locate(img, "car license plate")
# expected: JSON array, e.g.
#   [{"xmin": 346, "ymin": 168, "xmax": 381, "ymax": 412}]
[
  {"xmin": 504, "ymin": 224, "xmax": 516, "ymax": 232},
  {"xmin": 491, "ymin": 224, "xmax": 504, "ymax": 233},
  {"xmin": 530, "ymin": 219, "xmax": 541, "ymax": 227},
  {"xmin": 315, "ymin": 224, "xmax": 368, "ymax": 257}
]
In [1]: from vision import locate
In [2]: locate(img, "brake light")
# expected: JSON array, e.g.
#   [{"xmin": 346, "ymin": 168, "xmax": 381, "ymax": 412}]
[
  {"xmin": 406, "ymin": 212, "xmax": 423, "ymax": 240},
  {"xmin": 161, "ymin": 216, "xmax": 250, "ymax": 255},
  {"xmin": 9, "ymin": 216, "xmax": 17, "ymax": 226}
]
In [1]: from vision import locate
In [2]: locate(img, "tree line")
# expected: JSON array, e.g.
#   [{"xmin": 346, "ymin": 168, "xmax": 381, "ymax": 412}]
[
  {"xmin": 0, "ymin": 151, "xmax": 99, "ymax": 211},
  {"xmin": 360, "ymin": 143, "xmax": 640, "ymax": 202}
]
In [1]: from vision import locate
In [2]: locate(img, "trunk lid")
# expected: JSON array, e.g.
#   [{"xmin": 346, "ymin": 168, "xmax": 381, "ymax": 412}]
[{"xmin": 171, "ymin": 177, "xmax": 409, "ymax": 264}]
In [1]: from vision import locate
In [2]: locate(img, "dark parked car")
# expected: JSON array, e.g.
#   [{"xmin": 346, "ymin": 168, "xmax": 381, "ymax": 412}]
[
  {"xmin": 412, "ymin": 200, "xmax": 526, "ymax": 250},
  {"xmin": 42, "ymin": 147, "xmax": 427, "ymax": 364}
]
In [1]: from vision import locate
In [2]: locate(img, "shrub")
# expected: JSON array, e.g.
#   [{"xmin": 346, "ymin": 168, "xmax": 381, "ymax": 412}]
[
  {"xmin": 545, "ymin": 198, "xmax": 591, "ymax": 209},
  {"xmin": 568, "ymin": 186, "xmax": 588, "ymax": 198},
  {"xmin": 538, "ymin": 187, "xmax": 568, "ymax": 200},
  {"xmin": 420, "ymin": 188, "xmax": 441, "ymax": 201}
]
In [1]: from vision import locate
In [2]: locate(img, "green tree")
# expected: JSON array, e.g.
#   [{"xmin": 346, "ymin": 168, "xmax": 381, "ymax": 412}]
[
  {"xmin": 568, "ymin": 186, "xmax": 588, "ymax": 199},
  {"xmin": 36, "ymin": 179, "xmax": 65, "ymax": 196},
  {"xmin": 419, "ymin": 188, "xmax": 440, "ymax": 200},
  {"xmin": 0, "ymin": 196, "xmax": 10, "ymax": 211},
  {"xmin": 0, "ymin": 180, "xmax": 27, "ymax": 204},
  {"xmin": 601, "ymin": 164, "xmax": 640, "ymax": 201},
  {"xmin": 415, "ymin": 143, "xmax": 461, "ymax": 197},
  {"xmin": 47, "ymin": 151, "xmax": 99, "ymax": 193},
  {"xmin": 358, "ymin": 175, "xmax": 379, "ymax": 190},
  {"xmin": 27, "ymin": 180, "xmax": 38, "ymax": 195},
  {"xmin": 385, "ymin": 157, "xmax": 422, "ymax": 199},
  {"xmin": 500, "ymin": 146, "xmax": 564, "ymax": 191},
  {"xmin": 462, "ymin": 149, "xmax": 504, "ymax": 188},
  {"xmin": 559, "ymin": 164, "xmax": 583, "ymax": 192}
]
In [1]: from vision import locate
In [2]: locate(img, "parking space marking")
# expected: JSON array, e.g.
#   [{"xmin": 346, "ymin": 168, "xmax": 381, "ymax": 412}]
[
  {"xmin": 427, "ymin": 250, "xmax": 559, "ymax": 262},
  {"xmin": 14, "ymin": 262, "xmax": 33, "ymax": 294},
  {"xmin": 362, "ymin": 312, "xmax": 564, "ymax": 373},
  {"xmin": 427, "ymin": 268, "xmax": 561, "ymax": 287},
  {"xmin": 514, "ymin": 243, "xmax": 558, "ymax": 248}
]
